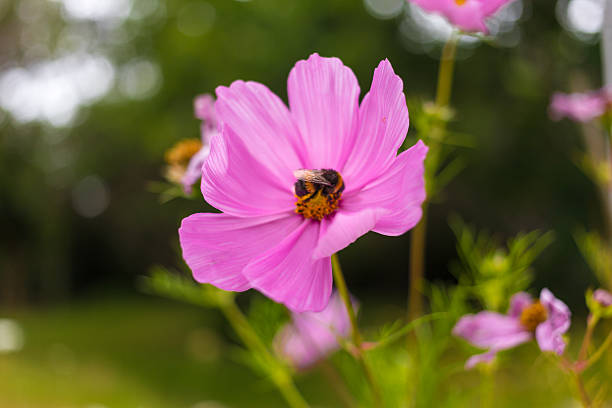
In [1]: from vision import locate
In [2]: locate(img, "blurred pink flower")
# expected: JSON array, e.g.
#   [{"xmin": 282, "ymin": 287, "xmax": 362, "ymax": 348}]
[
  {"xmin": 182, "ymin": 94, "xmax": 218, "ymax": 193},
  {"xmin": 593, "ymin": 289, "xmax": 612, "ymax": 307},
  {"xmin": 549, "ymin": 87, "xmax": 612, "ymax": 123},
  {"xmin": 275, "ymin": 292, "xmax": 354, "ymax": 369},
  {"xmin": 179, "ymin": 53, "xmax": 427, "ymax": 312},
  {"xmin": 453, "ymin": 289, "xmax": 571, "ymax": 369},
  {"xmin": 407, "ymin": 0, "xmax": 513, "ymax": 33}
]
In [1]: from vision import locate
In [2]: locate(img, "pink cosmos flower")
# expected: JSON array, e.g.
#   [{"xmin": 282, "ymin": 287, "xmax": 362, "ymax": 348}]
[
  {"xmin": 407, "ymin": 0, "xmax": 514, "ymax": 33},
  {"xmin": 549, "ymin": 87, "xmax": 612, "ymax": 123},
  {"xmin": 179, "ymin": 53, "xmax": 428, "ymax": 312},
  {"xmin": 181, "ymin": 94, "xmax": 218, "ymax": 193},
  {"xmin": 453, "ymin": 289, "xmax": 571, "ymax": 369},
  {"xmin": 274, "ymin": 292, "xmax": 354, "ymax": 369},
  {"xmin": 593, "ymin": 289, "xmax": 612, "ymax": 308}
]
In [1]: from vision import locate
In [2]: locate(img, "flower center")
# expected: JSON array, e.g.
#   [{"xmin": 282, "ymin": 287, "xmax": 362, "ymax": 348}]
[
  {"xmin": 520, "ymin": 301, "xmax": 548, "ymax": 332},
  {"xmin": 293, "ymin": 169, "xmax": 344, "ymax": 221},
  {"xmin": 165, "ymin": 138, "xmax": 203, "ymax": 167},
  {"xmin": 454, "ymin": 0, "xmax": 467, "ymax": 5}
]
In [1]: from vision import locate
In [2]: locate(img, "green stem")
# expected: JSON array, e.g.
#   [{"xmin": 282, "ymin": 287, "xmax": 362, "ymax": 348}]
[
  {"xmin": 407, "ymin": 33, "xmax": 458, "ymax": 320},
  {"xmin": 435, "ymin": 35, "xmax": 458, "ymax": 108},
  {"xmin": 561, "ymin": 355, "xmax": 591, "ymax": 408},
  {"xmin": 331, "ymin": 253, "xmax": 383, "ymax": 408},
  {"xmin": 368, "ymin": 312, "xmax": 446, "ymax": 351},
  {"xmin": 573, "ymin": 371, "xmax": 592, "ymax": 408},
  {"xmin": 578, "ymin": 314, "xmax": 599, "ymax": 363},
  {"xmin": 319, "ymin": 360, "xmax": 358, "ymax": 408},
  {"xmin": 219, "ymin": 299, "xmax": 310, "ymax": 408},
  {"xmin": 583, "ymin": 328, "xmax": 612, "ymax": 370}
]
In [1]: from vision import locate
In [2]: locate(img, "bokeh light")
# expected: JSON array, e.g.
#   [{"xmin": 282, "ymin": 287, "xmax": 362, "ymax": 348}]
[
  {"xmin": 0, "ymin": 53, "xmax": 114, "ymax": 127},
  {"xmin": 0, "ymin": 319, "xmax": 24, "ymax": 353},
  {"xmin": 71, "ymin": 175, "xmax": 110, "ymax": 218},
  {"xmin": 557, "ymin": 0, "xmax": 605, "ymax": 42}
]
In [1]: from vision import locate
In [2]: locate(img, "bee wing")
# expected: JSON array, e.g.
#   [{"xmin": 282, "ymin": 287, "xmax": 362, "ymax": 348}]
[{"xmin": 293, "ymin": 169, "xmax": 332, "ymax": 185}]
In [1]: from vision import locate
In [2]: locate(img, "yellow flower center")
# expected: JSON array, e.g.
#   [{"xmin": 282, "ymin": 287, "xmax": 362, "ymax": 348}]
[
  {"xmin": 164, "ymin": 138, "xmax": 203, "ymax": 167},
  {"xmin": 520, "ymin": 301, "xmax": 548, "ymax": 332},
  {"xmin": 294, "ymin": 169, "xmax": 344, "ymax": 221},
  {"xmin": 455, "ymin": 0, "xmax": 468, "ymax": 5}
]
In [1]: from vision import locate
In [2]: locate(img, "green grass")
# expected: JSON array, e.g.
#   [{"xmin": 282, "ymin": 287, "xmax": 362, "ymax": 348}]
[
  {"xmin": 0, "ymin": 294, "xmax": 294, "ymax": 408},
  {"xmin": 1, "ymin": 294, "xmax": 610, "ymax": 407}
]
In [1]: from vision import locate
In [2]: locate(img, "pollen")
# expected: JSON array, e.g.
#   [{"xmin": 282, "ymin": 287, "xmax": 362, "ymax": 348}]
[
  {"xmin": 520, "ymin": 301, "xmax": 548, "ymax": 332},
  {"xmin": 294, "ymin": 169, "xmax": 344, "ymax": 221},
  {"xmin": 454, "ymin": 0, "xmax": 468, "ymax": 5},
  {"xmin": 165, "ymin": 138, "xmax": 203, "ymax": 166}
]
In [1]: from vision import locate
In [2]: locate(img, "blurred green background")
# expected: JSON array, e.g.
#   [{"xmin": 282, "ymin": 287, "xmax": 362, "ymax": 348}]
[{"xmin": 0, "ymin": 0, "xmax": 609, "ymax": 406}]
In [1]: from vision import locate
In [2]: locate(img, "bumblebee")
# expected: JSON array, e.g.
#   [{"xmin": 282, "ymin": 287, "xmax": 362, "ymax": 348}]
[{"xmin": 293, "ymin": 169, "xmax": 345, "ymax": 221}]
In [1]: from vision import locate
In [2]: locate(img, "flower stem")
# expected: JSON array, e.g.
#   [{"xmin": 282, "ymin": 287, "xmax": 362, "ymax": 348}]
[
  {"xmin": 435, "ymin": 35, "xmax": 458, "ymax": 108},
  {"xmin": 331, "ymin": 253, "xmax": 383, "ymax": 408},
  {"xmin": 219, "ymin": 298, "xmax": 310, "ymax": 408},
  {"xmin": 573, "ymin": 371, "xmax": 592, "ymax": 408},
  {"xmin": 320, "ymin": 360, "xmax": 358, "ymax": 408},
  {"xmin": 578, "ymin": 314, "xmax": 599, "ymax": 363},
  {"xmin": 408, "ymin": 34, "xmax": 458, "ymax": 319},
  {"xmin": 561, "ymin": 355, "xmax": 592, "ymax": 408},
  {"xmin": 583, "ymin": 328, "xmax": 612, "ymax": 370}
]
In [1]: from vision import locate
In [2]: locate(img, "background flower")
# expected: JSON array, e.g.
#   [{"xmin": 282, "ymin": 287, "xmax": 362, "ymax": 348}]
[
  {"xmin": 549, "ymin": 87, "xmax": 612, "ymax": 123},
  {"xmin": 453, "ymin": 289, "xmax": 571, "ymax": 368},
  {"xmin": 407, "ymin": 0, "xmax": 514, "ymax": 33},
  {"xmin": 181, "ymin": 94, "xmax": 218, "ymax": 193},
  {"xmin": 274, "ymin": 292, "xmax": 354, "ymax": 369}
]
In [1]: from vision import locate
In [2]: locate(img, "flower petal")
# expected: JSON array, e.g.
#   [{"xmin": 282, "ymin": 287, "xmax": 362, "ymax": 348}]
[
  {"xmin": 244, "ymin": 220, "xmax": 332, "ymax": 312},
  {"xmin": 277, "ymin": 293, "xmax": 352, "ymax": 369},
  {"xmin": 215, "ymin": 80, "xmax": 305, "ymax": 184},
  {"xmin": 507, "ymin": 292, "xmax": 533, "ymax": 319},
  {"xmin": 313, "ymin": 208, "xmax": 384, "ymax": 259},
  {"xmin": 342, "ymin": 141, "xmax": 428, "ymax": 236},
  {"xmin": 453, "ymin": 311, "xmax": 531, "ymax": 350},
  {"xmin": 287, "ymin": 53, "xmax": 360, "ymax": 169},
  {"xmin": 203, "ymin": 126, "xmax": 295, "ymax": 217},
  {"xmin": 275, "ymin": 323, "xmax": 319, "ymax": 369},
  {"xmin": 465, "ymin": 350, "xmax": 498, "ymax": 370},
  {"xmin": 179, "ymin": 213, "xmax": 302, "ymax": 291},
  {"xmin": 182, "ymin": 143, "xmax": 210, "ymax": 193},
  {"xmin": 342, "ymin": 59, "xmax": 410, "ymax": 188},
  {"xmin": 479, "ymin": 0, "xmax": 515, "ymax": 16},
  {"xmin": 536, "ymin": 288, "xmax": 571, "ymax": 355},
  {"xmin": 409, "ymin": 0, "xmax": 488, "ymax": 33}
]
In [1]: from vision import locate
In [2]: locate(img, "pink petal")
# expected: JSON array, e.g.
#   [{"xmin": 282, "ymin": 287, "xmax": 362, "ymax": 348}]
[
  {"xmin": 313, "ymin": 208, "xmax": 384, "ymax": 259},
  {"xmin": 182, "ymin": 143, "xmax": 211, "ymax": 194},
  {"xmin": 243, "ymin": 221, "xmax": 332, "ymax": 312},
  {"xmin": 342, "ymin": 59, "xmax": 410, "ymax": 190},
  {"xmin": 549, "ymin": 90, "xmax": 608, "ymax": 122},
  {"xmin": 287, "ymin": 53, "xmax": 360, "ymax": 170},
  {"xmin": 194, "ymin": 94, "xmax": 217, "ymax": 125},
  {"xmin": 465, "ymin": 350, "xmax": 498, "ymax": 369},
  {"xmin": 507, "ymin": 292, "xmax": 533, "ymax": 319},
  {"xmin": 342, "ymin": 141, "xmax": 428, "ymax": 236},
  {"xmin": 409, "ymin": 0, "xmax": 501, "ymax": 33},
  {"xmin": 179, "ymin": 213, "xmax": 302, "ymax": 291},
  {"xmin": 202, "ymin": 126, "xmax": 295, "ymax": 217},
  {"xmin": 593, "ymin": 289, "xmax": 612, "ymax": 307},
  {"xmin": 275, "ymin": 324, "xmax": 320, "ymax": 369},
  {"xmin": 410, "ymin": 0, "xmax": 484, "ymax": 32},
  {"xmin": 215, "ymin": 80, "xmax": 305, "ymax": 184},
  {"xmin": 478, "ymin": 0, "xmax": 515, "ymax": 15},
  {"xmin": 277, "ymin": 292, "xmax": 353, "ymax": 369},
  {"xmin": 536, "ymin": 288, "xmax": 571, "ymax": 355},
  {"xmin": 453, "ymin": 311, "xmax": 531, "ymax": 350}
]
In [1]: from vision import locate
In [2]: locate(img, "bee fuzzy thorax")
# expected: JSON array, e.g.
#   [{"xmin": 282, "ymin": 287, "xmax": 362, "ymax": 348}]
[{"xmin": 294, "ymin": 169, "xmax": 344, "ymax": 221}]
